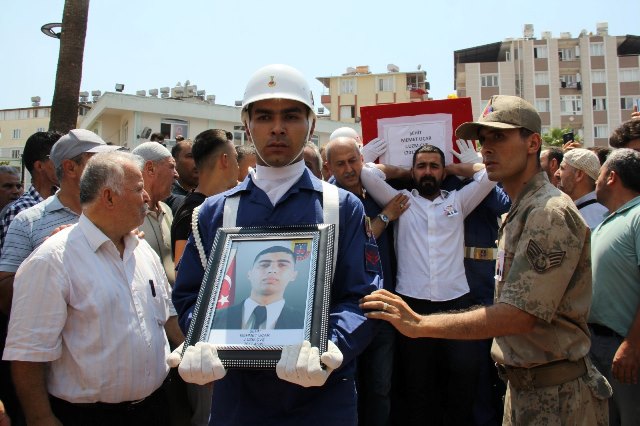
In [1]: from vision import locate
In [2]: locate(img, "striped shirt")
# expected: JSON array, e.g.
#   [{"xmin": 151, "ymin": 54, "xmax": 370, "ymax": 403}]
[
  {"xmin": 3, "ymin": 214, "xmax": 171, "ymax": 403},
  {"xmin": 0, "ymin": 194, "xmax": 79, "ymax": 273},
  {"xmin": 0, "ymin": 185, "xmax": 45, "ymax": 252}
]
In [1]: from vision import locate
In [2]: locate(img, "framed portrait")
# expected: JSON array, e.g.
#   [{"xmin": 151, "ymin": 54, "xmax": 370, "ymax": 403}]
[{"xmin": 184, "ymin": 224, "xmax": 336, "ymax": 369}]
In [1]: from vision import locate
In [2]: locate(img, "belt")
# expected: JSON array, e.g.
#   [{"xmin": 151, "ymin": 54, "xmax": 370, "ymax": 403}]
[
  {"xmin": 50, "ymin": 394, "xmax": 150, "ymax": 411},
  {"xmin": 464, "ymin": 246, "xmax": 497, "ymax": 261},
  {"xmin": 589, "ymin": 323, "xmax": 623, "ymax": 339},
  {"xmin": 496, "ymin": 357, "xmax": 587, "ymax": 390}
]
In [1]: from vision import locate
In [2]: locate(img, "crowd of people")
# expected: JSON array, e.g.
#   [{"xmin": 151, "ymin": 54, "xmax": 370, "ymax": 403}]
[{"xmin": 0, "ymin": 63, "xmax": 639, "ymax": 426}]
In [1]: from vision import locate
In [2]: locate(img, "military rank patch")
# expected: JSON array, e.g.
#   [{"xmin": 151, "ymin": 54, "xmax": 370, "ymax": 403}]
[{"xmin": 526, "ymin": 239, "xmax": 565, "ymax": 273}]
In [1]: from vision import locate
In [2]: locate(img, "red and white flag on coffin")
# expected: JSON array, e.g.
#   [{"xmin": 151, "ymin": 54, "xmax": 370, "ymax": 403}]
[{"xmin": 216, "ymin": 249, "xmax": 236, "ymax": 309}]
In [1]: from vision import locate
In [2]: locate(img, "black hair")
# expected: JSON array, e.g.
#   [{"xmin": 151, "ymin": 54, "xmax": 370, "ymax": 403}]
[
  {"xmin": 253, "ymin": 245, "xmax": 296, "ymax": 265},
  {"xmin": 22, "ymin": 131, "xmax": 62, "ymax": 174},
  {"xmin": 412, "ymin": 144, "xmax": 445, "ymax": 168},
  {"xmin": 192, "ymin": 129, "xmax": 233, "ymax": 170}
]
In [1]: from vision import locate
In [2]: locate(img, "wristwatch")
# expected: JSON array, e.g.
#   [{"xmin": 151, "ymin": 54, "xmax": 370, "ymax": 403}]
[{"xmin": 377, "ymin": 213, "xmax": 390, "ymax": 228}]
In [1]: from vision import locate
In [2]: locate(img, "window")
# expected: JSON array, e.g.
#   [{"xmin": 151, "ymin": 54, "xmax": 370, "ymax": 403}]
[
  {"xmin": 558, "ymin": 47, "xmax": 577, "ymax": 61},
  {"xmin": 160, "ymin": 118, "xmax": 189, "ymax": 140},
  {"xmin": 592, "ymin": 97, "xmax": 607, "ymax": 111},
  {"xmin": 481, "ymin": 74, "xmax": 499, "ymax": 87},
  {"xmin": 513, "ymin": 48, "xmax": 521, "ymax": 60},
  {"xmin": 535, "ymin": 99, "xmax": 550, "ymax": 112},
  {"xmin": 534, "ymin": 72, "xmax": 549, "ymax": 85},
  {"xmin": 234, "ymin": 125, "xmax": 248, "ymax": 145},
  {"xmin": 340, "ymin": 78, "xmax": 355, "ymax": 94},
  {"xmin": 11, "ymin": 149, "xmax": 20, "ymax": 159},
  {"xmin": 12, "ymin": 129, "xmax": 21, "ymax": 139},
  {"xmin": 560, "ymin": 74, "xmax": 578, "ymax": 88},
  {"xmin": 591, "ymin": 70, "xmax": 606, "ymax": 83},
  {"xmin": 505, "ymin": 51, "xmax": 511, "ymax": 62},
  {"xmin": 560, "ymin": 95, "xmax": 582, "ymax": 114},
  {"xmin": 541, "ymin": 126, "xmax": 551, "ymax": 135},
  {"xmin": 619, "ymin": 68, "xmax": 640, "ymax": 82},
  {"xmin": 310, "ymin": 135, "xmax": 319, "ymax": 146},
  {"xmin": 534, "ymin": 45, "xmax": 548, "ymax": 59},
  {"xmin": 594, "ymin": 125, "xmax": 609, "ymax": 138},
  {"xmin": 340, "ymin": 105, "xmax": 355, "ymax": 120},
  {"xmin": 621, "ymin": 97, "xmax": 638, "ymax": 110},
  {"xmin": 377, "ymin": 77, "xmax": 393, "ymax": 92},
  {"xmin": 37, "ymin": 127, "xmax": 45, "ymax": 132},
  {"xmin": 590, "ymin": 42, "xmax": 604, "ymax": 56}
]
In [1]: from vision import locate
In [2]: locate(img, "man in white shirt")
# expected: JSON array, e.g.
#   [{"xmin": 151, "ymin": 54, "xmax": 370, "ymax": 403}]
[
  {"xmin": 3, "ymin": 151, "xmax": 173, "ymax": 426},
  {"xmin": 360, "ymin": 143, "xmax": 496, "ymax": 425},
  {"xmin": 555, "ymin": 148, "xmax": 608, "ymax": 229}
]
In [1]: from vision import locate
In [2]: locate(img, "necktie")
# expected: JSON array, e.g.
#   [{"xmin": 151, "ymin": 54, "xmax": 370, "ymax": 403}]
[{"xmin": 249, "ymin": 305, "xmax": 267, "ymax": 329}]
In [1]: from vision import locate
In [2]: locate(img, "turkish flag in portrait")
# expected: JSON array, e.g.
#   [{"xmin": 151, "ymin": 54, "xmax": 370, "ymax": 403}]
[{"xmin": 216, "ymin": 250, "xmax": 236, "ymax": 309}]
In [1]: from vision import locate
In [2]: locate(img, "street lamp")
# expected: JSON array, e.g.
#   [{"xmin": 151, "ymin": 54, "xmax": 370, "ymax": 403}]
[{"xmin": 41, "ymin": 23, "xmax": 62, "ymax": 39}]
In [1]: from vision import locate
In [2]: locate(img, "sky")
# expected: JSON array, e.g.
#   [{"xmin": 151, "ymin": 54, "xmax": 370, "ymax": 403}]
[{"xmin": 1, "ymin": 0, "xmax": 638, "ymax": 111}]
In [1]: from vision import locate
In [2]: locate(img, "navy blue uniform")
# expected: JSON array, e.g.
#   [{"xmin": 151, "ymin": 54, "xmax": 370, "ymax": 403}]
[{"xmin": 173, "ymin": 169, "xmax": 379, "ymax": 426}]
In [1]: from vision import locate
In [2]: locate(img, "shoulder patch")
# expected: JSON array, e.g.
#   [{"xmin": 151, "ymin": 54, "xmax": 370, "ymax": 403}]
[{"xmin": 526, "ymin": 239, "xmax": 565, "ymax": 273}]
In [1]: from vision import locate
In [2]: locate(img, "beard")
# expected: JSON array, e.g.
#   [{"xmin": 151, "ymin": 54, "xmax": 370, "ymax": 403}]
[{"xmin": 416, "ymin": 175, "xmax": 441, "ymax": 198}]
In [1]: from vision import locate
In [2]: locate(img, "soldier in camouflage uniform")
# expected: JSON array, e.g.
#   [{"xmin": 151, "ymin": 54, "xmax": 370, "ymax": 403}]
[{"xmin": 361, "ymin": 95, "xmax": 611, "ymax": 425}]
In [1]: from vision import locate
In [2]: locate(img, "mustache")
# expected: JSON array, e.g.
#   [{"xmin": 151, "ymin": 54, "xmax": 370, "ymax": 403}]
[
  {"xmin": 419, "ymin": 175, "xmax": 437, "ymax": 185},
  {"xmin": 342, "ymin": 170, "xmax": 357, "ymax": 179}
]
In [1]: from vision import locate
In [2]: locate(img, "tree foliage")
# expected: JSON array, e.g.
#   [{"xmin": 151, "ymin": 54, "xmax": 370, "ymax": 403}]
[{"xmin": 541, "ymin": 127, "xmax": 582, "ymax": 147}]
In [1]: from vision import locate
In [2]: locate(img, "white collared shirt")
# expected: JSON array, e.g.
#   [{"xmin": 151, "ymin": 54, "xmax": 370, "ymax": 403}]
[
  {"xmin": 361, "ymin": 167, "xmax": 496, "ymax": 301},
  {"xmin": 242, "ymin": 298, "xmax": 286, "ymax": 329},
  {"xmin": 3, "ymin": 214, "xmax": 171, "ymax": 403},
  {"xmin": 250, "ymin": 161, "xmax": 306, "ymax": 205}
]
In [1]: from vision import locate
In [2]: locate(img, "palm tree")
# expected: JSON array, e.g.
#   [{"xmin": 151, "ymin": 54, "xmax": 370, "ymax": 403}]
[
  {"xmin": 48, "ymin": 0, "xmax": 90, "ymax": 133},
  {"xmin": 541, "ymin": 127, "xmax": 582, "ymax": 147}
]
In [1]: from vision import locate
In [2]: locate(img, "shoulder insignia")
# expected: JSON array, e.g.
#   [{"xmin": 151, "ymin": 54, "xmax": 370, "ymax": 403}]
[{"xmin": 526, "ymin": 239, "xmax": 565, "ymax": 273}]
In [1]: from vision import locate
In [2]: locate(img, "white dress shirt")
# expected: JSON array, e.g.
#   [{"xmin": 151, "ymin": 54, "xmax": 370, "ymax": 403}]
[
  {"xmin": 360, "ymin": 167, "xmax": 496, "ymax": 301},
  {"xmin": 242, "ymin": 298, "xmax": 286, "ymax": 329},
  {"xmin": 3, "ymin": 214, "xmax": 171, "ymax": 403}
]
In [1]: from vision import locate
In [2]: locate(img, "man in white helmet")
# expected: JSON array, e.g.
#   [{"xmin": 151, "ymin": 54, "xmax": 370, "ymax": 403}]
[{"xmin": 169, "ymin": 64, "xmax": 379, "ymax": 425}]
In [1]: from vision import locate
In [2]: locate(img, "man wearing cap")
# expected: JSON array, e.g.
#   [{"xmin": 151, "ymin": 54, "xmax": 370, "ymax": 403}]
[
  {"xmin": 361, "ymin": 95, "xmax": 610, "ymax": 425},
  {"xmin": 169, "ymin": 64, "xmax": 379, "ymax": 425},
  {"xmin": 555, "ymin": 148, "xmax": 608, "ymax": 229},
  {"xmin": 589, "ymin": 148, "xmax": 640, "ymax": 425},
  {"xmin": 0, "ymin": 129, "xmax": 120, "ymax": 315}
]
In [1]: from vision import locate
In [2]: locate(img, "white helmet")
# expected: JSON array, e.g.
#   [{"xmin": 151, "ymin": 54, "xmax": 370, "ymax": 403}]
[
  {"xmin": 329, "ymin": 127, "xmax": 362, "ymax": 144},
  {"xmin": 241, "ymin": 64, "xmax": 316, "ymax": 122}
]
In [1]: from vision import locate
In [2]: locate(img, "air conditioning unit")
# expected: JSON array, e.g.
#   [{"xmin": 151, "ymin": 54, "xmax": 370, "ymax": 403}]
[
  {"xmin": 171, "ymin": 86, "xmax": 185, "ymax": 98},
  {"xmin": 79, "ymin": 91, "xmax": 89, "ymax": 97},
  {"xmin": 91, "ymin": 90, "xmax": 101, "ymax": 97},
  {"xmin": 541, "ymin": 31, "xmax": 552, "ymax": 40},
  {"xmin": 206, "ymin": 94, "xmax": 216, "ymax": 104},
  {"xmin": 136, "ymin": 90, "xmax": 146, "ymax": 96},
  {"xmin": 560, "ymin": 32, "xmax": 572, "ymax": 39},
  {"xmin": 596, "ymin": 22, "xmax": 608, "ymax": 36},
  {"xmin": 148, "ymin": 89, "xmax": 159, "ymax": 97},
  {"xmin": 185, "ymin": 85, "xmax": 197, "ymax": 97},
  {"xmin": 196, "ymin": 89, "xmax": 206, "ymax": 97},
  {"xmin": 160, "ymin": 87, "xmax": 170, "ymax": 95},
  {"xmin": 561, "ymin": 81, "xmax": 567, "ymax": 88},
  {"xmin": 234, "ymin": 100, "xmax": 242, "ymax": 107},
  {"xmin": 318, "ymin": 107, "xmax": 325, "ymax": 114}
]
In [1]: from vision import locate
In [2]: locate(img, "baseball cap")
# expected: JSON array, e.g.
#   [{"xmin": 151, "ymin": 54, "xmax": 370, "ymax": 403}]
[
  {"xmin": 562, "ymin": 148, "xmax": 601, "ymax": 181},
  {"xmin": 50, "ymin": 129, "xmax": 120, "ymax": 168},
  {"xmin": 455, "ymin": 95, "xmax": 541, "ymax": 140}
]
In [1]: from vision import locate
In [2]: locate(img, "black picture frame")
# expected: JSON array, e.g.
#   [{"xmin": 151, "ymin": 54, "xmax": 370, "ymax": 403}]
[{"xmin": 184, "ymin": 224, "xmax": 335, "ymax": 369}]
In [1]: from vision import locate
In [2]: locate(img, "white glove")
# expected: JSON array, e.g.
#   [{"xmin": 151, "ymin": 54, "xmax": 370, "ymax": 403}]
[
  {"xmin": 451, "ymin": 139, "xmax": 481, "ymax": 164},
  {"xmin": 167, "ymin": 342, "xmax": 227, "ymax": 385},
  {"xmin": 276, "ymin": 340, "xmax": 343, "ymax": 387},
  {"xmin": 364, "ymin": 162, "xmax": 387, "ymax": 180},
  {"xmin": 362, "ymin": 137, "xmax": 388, "ymax": 163}
]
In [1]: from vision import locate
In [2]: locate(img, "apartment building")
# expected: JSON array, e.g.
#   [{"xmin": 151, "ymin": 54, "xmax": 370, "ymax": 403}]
[
  {"xmin": 317, "ymin": 65, "xmax": 430, "ymax": 123},
  {"xmin": 454, "ymin": 23, "xmax": 640, "ymax": 146}
]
